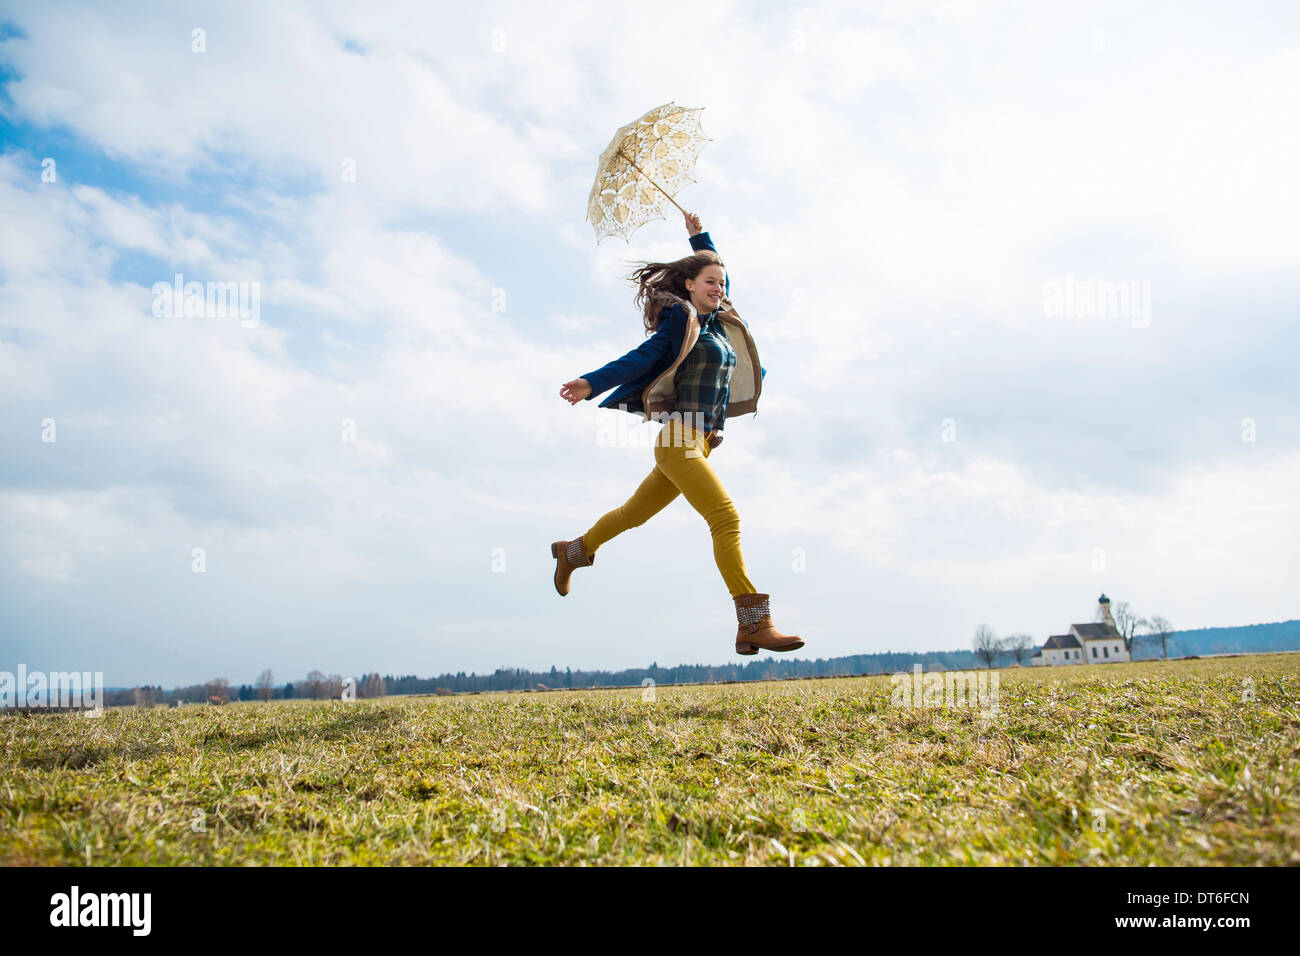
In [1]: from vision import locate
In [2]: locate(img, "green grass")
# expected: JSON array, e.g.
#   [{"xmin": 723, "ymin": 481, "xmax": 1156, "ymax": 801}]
[{"xmin": 2, "ymin": 655, "xmax": 1298, "ymax": 865}]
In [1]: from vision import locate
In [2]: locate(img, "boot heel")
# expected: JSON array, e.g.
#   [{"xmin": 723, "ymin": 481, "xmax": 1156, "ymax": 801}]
[
  {"xmin": 550, "ymin": 542, "xmax": 560, "ymax": 558},
  {"xmin": 736, "ymin": 642, "xmax": 759, "ymax": 655}
]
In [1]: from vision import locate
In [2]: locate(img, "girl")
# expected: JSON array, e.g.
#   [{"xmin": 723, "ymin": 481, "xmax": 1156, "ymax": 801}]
[{"xmin": 554, "ymin": 210, "xmax": 804, "ymax": 656}]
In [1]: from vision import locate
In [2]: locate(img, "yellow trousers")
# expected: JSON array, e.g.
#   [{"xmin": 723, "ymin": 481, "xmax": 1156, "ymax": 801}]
[{"xmin": 581, "ymin": 418, "xmax": 757, "ymax": 598}]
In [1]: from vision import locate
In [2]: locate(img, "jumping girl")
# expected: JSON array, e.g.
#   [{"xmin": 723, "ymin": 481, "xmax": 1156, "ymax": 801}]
[{"xmin": 554, "ymin": 210, "xmax": 805, "ymax": 656}]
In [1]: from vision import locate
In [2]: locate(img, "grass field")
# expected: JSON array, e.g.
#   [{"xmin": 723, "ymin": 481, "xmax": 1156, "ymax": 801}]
[{"xmin": 2, "ymin": 654, "xmax": 1298, "ymax": 865}]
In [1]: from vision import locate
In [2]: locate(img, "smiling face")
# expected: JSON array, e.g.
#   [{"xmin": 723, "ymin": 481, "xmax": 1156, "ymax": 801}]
[{"xmin": 684, "ymin": 264, "xmax": 727, "ymax": 315}]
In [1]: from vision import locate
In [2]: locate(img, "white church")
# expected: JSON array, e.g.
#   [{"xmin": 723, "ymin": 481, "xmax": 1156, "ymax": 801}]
[{"xmin": 1030, "ymin": 594, "xmax": 1131, "ymax": 666}]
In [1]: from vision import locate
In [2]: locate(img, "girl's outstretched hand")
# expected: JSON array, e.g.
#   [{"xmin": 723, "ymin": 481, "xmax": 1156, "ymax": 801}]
[
  {"xmin": 560, "ymin": 378, "xmax": 592, "ymax": 404},
  {"xmin": 684, "ymin": 211, "xmax": 703, "ymax": 236}
]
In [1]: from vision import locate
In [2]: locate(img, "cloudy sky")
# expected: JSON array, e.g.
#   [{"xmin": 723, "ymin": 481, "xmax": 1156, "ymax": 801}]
[{"xmin": 1, "ymin": 0, "xmax": 1297, "ymax": 689}]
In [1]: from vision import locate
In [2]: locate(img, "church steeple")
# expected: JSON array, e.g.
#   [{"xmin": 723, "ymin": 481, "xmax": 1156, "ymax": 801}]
[{"xmin": 1098, "ymin": 593, "xmax": 1115, "ymax": 627}]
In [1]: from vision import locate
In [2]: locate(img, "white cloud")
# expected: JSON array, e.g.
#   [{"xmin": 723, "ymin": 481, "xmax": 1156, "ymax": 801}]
[{"xmin": 18, "ymin": 551, "xmax": 81, "ymax": 584}]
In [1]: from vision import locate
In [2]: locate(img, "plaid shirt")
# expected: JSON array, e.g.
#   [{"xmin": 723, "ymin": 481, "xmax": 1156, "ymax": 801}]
[{"xmin": 674, "ymin": 307, "xmax": 736, "ymax": 432}]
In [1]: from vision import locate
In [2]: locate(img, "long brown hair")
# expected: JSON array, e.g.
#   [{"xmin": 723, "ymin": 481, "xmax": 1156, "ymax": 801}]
[{"xmin": 622, "ymin": 251, "xmax": 727, "ymax": 335}]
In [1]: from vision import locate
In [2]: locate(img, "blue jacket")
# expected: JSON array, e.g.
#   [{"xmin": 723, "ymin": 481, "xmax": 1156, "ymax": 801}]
[{"xmin": 579, "ymin": 231, "xmax": 767, "ymax": 422}]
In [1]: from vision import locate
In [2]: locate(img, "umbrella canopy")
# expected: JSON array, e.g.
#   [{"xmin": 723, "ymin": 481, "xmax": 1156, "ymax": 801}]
[{"xmin": 587, "ymin": 102, "xmax": 711, "ymax": 244}]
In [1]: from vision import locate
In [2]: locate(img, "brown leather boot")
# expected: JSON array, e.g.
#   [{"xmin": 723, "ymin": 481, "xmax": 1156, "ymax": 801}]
[
  {"xmin": 734, "ymin": 592, "xmax": 804, "ymax": 655},
  {"xmin": 551, "ymin": 536, "xmax": 594, "ymax": 596}
]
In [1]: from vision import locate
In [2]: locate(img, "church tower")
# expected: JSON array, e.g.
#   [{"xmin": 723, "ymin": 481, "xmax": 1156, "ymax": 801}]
[{"xmin": 1098, "ymin": 593, "xmax": 1115, "ymax": 628}]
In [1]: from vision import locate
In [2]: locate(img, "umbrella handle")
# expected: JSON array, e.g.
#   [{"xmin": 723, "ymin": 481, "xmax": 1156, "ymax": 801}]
[{"xmin": 617, "ymin": 148, "xmax": 687, "ymax": 215}]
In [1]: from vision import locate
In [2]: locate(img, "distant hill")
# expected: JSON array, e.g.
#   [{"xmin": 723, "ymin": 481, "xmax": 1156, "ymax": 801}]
[
  {"xmin": 375, "ymin": 619, "xmax": 1300, "ymax": 694},
  {"xmin": 93, "ymin": 619, "xmax": 1300, "ymax": 704},
  {"xmin": 1131, "ymin": 619, "xmax": 1300, "ymax": 659}
]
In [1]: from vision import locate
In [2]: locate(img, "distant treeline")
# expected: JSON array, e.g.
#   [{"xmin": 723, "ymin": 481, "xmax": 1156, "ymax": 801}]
[
  {"xmin": 107, "ymin": 619, "xmax": 1300, "ymax": 705},
  {"xmin": 383, "ymin": 649, "xmax": 983, "ymax": 696}
]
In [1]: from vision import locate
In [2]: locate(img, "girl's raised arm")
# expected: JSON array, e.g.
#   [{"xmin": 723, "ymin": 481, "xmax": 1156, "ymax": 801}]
[
  {"xmin": 682, "ymin": 211, "xmax": 761, "ymax": 382},
  {"xmin": 683, "ymin": 210, "xmax": 730, "ymax": 300}
]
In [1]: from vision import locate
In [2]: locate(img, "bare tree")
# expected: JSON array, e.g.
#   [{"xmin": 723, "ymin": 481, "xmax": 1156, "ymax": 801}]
[
  {"xmin": 1145, "ymin": 615, "xmax": 1174, "ymax": 659},
  {"xmin": 133, "ymin": 686, "xmax": 157, "ymax": 709},
  {"xmin": 204, "ymin": 677, "xmax": 231, "ymax": 703},
  {"xmin": 304, "ymin": 670, "xmax": 326, "ymax": 700},
  {"xmin": 360, "ymin": 673, "xmax": 387, "ymax": 699},
  {"xmin": 1001, "ymin": 633, "xmax": 1034, "ymax": 667},
  {"xmin": 1103, "ymin": 600, "xmax": 1150, "ymax": 654},
  {"xmin": 973, "ymin": 624, "xmax": 1000, "ymax": 669},
  {"xmin": 255, "ymin": 669, "xmax": 275, "ymax": 702}
]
